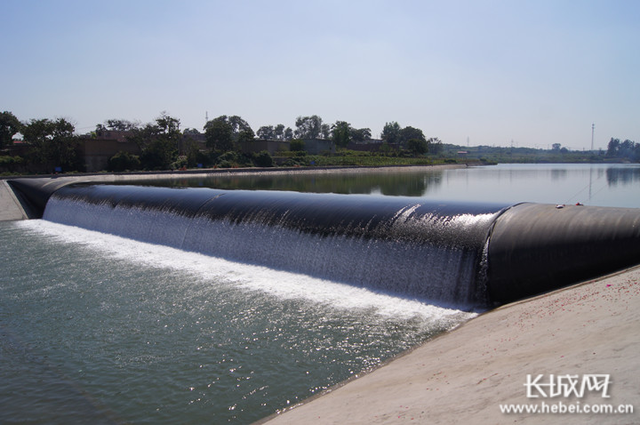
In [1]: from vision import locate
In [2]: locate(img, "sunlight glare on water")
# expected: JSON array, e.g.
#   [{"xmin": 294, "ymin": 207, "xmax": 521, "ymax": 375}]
[{"xmin": 0, "ymin": 220, "xmax": 474, "ymax": 424}]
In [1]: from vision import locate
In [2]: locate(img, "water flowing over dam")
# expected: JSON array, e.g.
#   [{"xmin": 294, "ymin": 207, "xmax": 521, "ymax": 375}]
[
  {"xmin": 10, "ymin": 178, "xmax": 640, "ymax": 308},
  {"xmin": 42, "ymin": 184, "xmax": 507, "ymax": 308}
]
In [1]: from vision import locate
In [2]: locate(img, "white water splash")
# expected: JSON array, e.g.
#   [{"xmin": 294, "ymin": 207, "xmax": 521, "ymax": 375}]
[{"xmin": 17, "ymin": 220, "xmax": 477, "ymax": 325}]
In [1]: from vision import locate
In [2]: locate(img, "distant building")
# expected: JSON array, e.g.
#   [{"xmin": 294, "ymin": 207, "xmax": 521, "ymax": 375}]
[
  {"xmin": 79, "ymin": 130, "xmax": 209, "ymax": 172},
  {"xmin": 238, "ymin": 138, "xmax": 336, "ymax": 155},
  {"xmin": 301, "ymin": 139, "xmax": 335, "ymax": 155},
  {"xmin": 347, "ymin": 139, "xmax": 401, "ymax": 152},
  {"xmin": 238, "ymin": 139, "xmax": 290, "ymax": 155},
  {"xmin": 79, "ymin": 130, "xmax": 140, "ymax": 172}
]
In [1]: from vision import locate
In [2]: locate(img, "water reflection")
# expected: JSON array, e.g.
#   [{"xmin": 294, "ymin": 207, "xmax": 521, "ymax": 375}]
[
  {"xmin": 606, "ymin": 166, "xmax": 640, "ymax": 186},
  {"xmin": 115, "ymin": 164, "xmax": 640, "ymax": 208},
  {"xmin": 550, "ymin": 169, "xmax": 567, "ymax": 181},
  {"xmin": 126, "ymin": 169, "xmax": 447, "ymax": 198}
]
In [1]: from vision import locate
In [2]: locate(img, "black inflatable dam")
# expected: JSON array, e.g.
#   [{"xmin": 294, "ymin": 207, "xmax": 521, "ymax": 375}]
[{"xmin": 9, "ymin": 179, "xmax": 640, "ymax": 309}]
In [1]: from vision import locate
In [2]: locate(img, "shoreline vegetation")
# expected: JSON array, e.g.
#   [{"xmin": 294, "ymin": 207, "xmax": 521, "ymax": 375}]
[
  {"xmin": 0, "ymin": 153, "xmax": 636, "ymax": 180},
  {"xmin": 1, "ymin": 111, "xmax": 638, "ymax": 176}
]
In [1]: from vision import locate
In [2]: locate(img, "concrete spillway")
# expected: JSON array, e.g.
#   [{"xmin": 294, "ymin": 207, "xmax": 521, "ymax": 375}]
[{"xmin": 8, "ymin": 177, "xmax": 640, "ymax": 308}]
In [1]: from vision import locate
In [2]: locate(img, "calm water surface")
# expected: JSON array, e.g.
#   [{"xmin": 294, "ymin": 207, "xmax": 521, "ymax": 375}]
[
  {"xmin": 430, "ymin": 163, "xmax": 640, "ymax": 207},
  {"xmin": 133, "ymin": 163, "xmax": 640, "ymax": 208},
  {"xmin": 1, "ymin": 163, "xmax": 639, "ymax": 424}
]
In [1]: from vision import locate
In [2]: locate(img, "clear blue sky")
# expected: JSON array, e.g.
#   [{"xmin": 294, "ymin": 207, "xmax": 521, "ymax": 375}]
[{"xmin": 2, "ymin": 0, "xmax": 639, "ymax": 150}]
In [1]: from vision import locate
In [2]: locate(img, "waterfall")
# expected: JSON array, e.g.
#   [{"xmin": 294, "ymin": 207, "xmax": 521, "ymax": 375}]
[{"xmin": 43, "ymin": 184, "xmax": 510, "ymax": 308}]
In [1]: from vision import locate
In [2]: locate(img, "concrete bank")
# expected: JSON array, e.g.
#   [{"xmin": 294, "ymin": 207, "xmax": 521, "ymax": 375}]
[
  {"xmin": 260, "ymin": 266, "xmax": 640, "ymax": 424},
  {"xmin": 0, "ymin": 180, "xmax": 29, "ymax": 221}
]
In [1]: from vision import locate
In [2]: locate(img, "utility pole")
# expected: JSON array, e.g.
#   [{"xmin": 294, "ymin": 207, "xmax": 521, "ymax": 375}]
[{"xmin": 591, "ymin": 123, "xmax": 595, "ymax": 151}]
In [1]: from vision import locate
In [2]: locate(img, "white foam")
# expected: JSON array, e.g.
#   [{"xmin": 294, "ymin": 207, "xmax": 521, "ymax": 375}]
[{"xmin": 17, "ymin": 220, "xmax": 476, "ymax": 323}]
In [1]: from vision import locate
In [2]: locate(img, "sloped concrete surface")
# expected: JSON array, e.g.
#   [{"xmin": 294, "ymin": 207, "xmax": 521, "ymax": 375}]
[{"xmin": 0, "ymin": 180, "xmax": 28, "ymax": 221}]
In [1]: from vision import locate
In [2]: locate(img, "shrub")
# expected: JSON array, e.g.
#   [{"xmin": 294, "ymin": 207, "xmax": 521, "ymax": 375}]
[
  {"xmin": 0, "ymin": 155, "xmax": 23, "ymax": 166},
  {"xmin": 215, "ymin": 151, "xmax": 240, "ymax": 168},
  {"xmin": 253, "ymin": 150, "xmax": 274, "ymax": 167},
  {"xmin": 108, "ymin": 151, "xmax": 141, "ymax": 171},
  {"xmin": 171, "ymin": 155, "xmax": 188, "ymax": 170}
]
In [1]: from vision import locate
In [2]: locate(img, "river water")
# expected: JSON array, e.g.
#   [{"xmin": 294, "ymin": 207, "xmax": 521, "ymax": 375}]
[
  {"xmin": 130, "ymin": 163, "xmax": 640, "ymax": 208},
  {"xmin": 1, "ymin": 163, "xmax": 639, "ymax": 424}
]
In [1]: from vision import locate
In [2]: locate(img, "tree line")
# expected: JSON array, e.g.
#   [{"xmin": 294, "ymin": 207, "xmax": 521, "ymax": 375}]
[
  {"xmin": 606, "ymin": 138, "xmax": 640, "ymax": 162},
  {"xmin": 0, "ymin": 110, "xmax": 443, "ymax": 174}
]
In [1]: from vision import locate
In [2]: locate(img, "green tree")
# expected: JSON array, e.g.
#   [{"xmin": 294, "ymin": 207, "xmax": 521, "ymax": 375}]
[
  {"xmin": 183, "ymin": 128, "xmax": 201, "ymax": 137},
  {"xmin": 128, "ymin": 112, "xmax": 181, "ymax": 170},
  {"xmin": 183, "ymin": 138, "xmax": 204, "ymax": 168},
  {"xmin": 258, "ymin": 124, "xmax": 290, "ymax": 140},
  {"xmin": 98, "ymin": 119, "xmax": 140, "ymax": 132},
  {"xmin": 399, "ymin": 126, "xmax": 426, "ymax": 146},
  {"xmin": 140, "ymin": 138, "xmax": 178, "ymax": 170},
  {"xmin": 0, "ymin": 111, "xmax": 22, "ymax": 149},
  {"xmin": 331, "ymin": 121, "xmax": 352, "ymax": 148},
  {"xmin": 204, "ymin": 116, "xmax": 234, "ymax": 151},
  {"xmin": 320, "ymin": 123, "xmax": 331, "ymax": 139},
  {"xmin": 606, "ymin": 138, "xmax": 620, "ymax": 156},
  {"xmin": 237, "ymin": 128, "xmax": 256, "ymax": 145},
  {"xmin": 294, "ymin": 115, "xmax": 324, "ymax": 139},
  {"xmin": 427, "ymin": 137, "xmax": 443, "ymax": 155},
  {"xmin": 21, "ymin": 118, "xmax": 81, "ymax": 172},
  {"xmin": 204, "ymin": 115, "xmax": 253, "ymax": 151},
  {"xmin": 632, "ymin": 142, "xmax": 640, "ymax": 162},
  {"xmin": 607, "ymin": 138, "xmax": 639, "ymax": 162},
  {"xmin": 274, "ymin": 124, "xmax": 287, "ymax": 140},
  {"xmin": 350, "ymin": 127, "xmax": 371, "ymax": 142},
  {"xmin": 156, "ymin": 112, "xmax": 180, "ymax": 135},
  {"xmin": 257, "ymin": 125, "xmax": 275, "ymax": 140},
  {"xmin": 619, "ymin": 139, "xmax": 636, "ymax": 159},
  {"xmin": 407, "ymin": 138, "xmax": 428, "ymax": 156},
  {"xmin": 227, "ymin": 115, "xmax": 252, "ymax": 134},
  {"xmin": 381, "ymin": 121, "xmax": 401, "ymax": 144}
]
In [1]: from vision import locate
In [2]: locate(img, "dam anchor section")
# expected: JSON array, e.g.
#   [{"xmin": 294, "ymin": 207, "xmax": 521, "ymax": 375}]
[{"xmin": 42, "ymin": 185, "xmax": 509, "ymax": 309}]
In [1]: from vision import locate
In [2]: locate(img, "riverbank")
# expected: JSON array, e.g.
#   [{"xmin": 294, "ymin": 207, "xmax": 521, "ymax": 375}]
[
  {"xmin": 260, "ymin": 266, "xmax": 640, "ymax": 424},
  {"xmin": 0, "ymin": 180, "xmax": 28, "ymax": 221}
]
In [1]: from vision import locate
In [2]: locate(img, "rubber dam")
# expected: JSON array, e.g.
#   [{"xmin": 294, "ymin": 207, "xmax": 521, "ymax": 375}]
[{"xmin": 8, "ymin": 177, "xmax": 640, "ymax": 308}]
